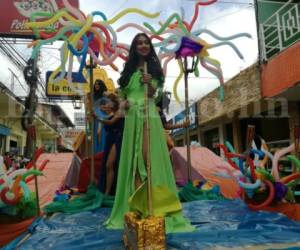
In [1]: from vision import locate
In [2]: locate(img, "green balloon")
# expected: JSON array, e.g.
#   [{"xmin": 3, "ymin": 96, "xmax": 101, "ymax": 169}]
[
  {"xmin": 30, "ymin": 11, "xmax": 54, "ymax": 38},
  {"xmin": 144, "ymin": 13, "xmax": 188, "ymax": 36}
]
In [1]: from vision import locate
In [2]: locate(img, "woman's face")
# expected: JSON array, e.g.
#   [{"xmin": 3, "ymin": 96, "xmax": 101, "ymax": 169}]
[
  {"xmin": 100, "ymin": 100, "xmax": 114, "ymax": 113},
  {"xmin": 100, "ymin": 104, "xmax": 109, "ymax": 113},
  {"xmin": 94, "ymin": 82, "xmax": 100, "ymax": 91},
  {"xmin": 136, "ymin": 35, "xmax": 151, "ymax": 57},
  {"xmin": 106, "ymin": 101, "xmax": 114, "ymax": 111}
]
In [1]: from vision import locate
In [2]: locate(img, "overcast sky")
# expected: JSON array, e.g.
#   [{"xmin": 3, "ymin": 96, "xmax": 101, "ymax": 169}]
[{"xmin": 0, "ymin": 0, "xmax": 258, "ymax": 121}]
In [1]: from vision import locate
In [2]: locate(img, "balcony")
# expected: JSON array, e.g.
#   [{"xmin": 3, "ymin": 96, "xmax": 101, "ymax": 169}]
[{"xmin": 259, "ymin": 0, "xmax": 300, "ymax": 61}]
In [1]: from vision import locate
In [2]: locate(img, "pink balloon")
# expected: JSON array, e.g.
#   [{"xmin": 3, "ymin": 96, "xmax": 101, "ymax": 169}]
[{"xmin": 272, "ymin": 143, "xmax": 295, "ymax": 181}]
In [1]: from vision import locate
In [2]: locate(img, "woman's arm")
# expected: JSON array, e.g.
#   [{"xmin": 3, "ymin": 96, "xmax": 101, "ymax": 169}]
[
  {"xmin": 142, "ymin": 73, "xmax": 156, "ymax": 98},
  {"xmin": 96, "ymin": 111, "xmax": 122, "ymax": 125},
  {"xmin": 147, "ymin": 83, "xmax": 156, "ymax": 97},
  {"xmin": 164, "ymin": 120, "xmax": 190, "ymax": 130},
  {"xmin": 101, "ymin": 116, "xmax": 119, "ymax": 125}
]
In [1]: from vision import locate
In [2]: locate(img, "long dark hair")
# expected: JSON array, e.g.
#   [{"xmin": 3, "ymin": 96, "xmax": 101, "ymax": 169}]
[
  {"xmin": 156, "ymin": 91, "xmax": 171, "ymax": 113},
  {"xmin": 118, "ymin": 33, "xmax": 164, "ymax": 89},
  {"xmin": 94, "ymin": 79, "xmax": 107, "ymax": 100},
  {"xmin": 106, "ymin": 93, "xmax": 119, "ymax": 112}
]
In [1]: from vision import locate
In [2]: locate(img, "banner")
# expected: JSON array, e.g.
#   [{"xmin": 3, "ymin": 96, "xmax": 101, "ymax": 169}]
[
  {"xmin": 74, "ymin": 112, "xmax": 85, "ymax": 127},
  {"xmin": 46, "ymin": 68, "xmax": 116, "ymax": 99},
  {"xmin": 172, "ymin": 104, "xmax": 197, "ymax": 134},
  {"xmin": 59, "ymin": 128, "xmax": 83, "ymax": 151},
  {"xmin": 46, "ymin": 71, "xmax": 90, "ymax": 99},
  {"xmin": 0, "ymin": 0, "xmax": 79, "ymax": 38}
]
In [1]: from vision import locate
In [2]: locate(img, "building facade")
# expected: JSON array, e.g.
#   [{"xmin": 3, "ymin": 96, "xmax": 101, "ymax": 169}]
[
  {"xmin": 197, "ymin": 64, "xmax": 264, "ymax": 153},
  {"xmin": 258, "ymin": 0, "xmax": 300, "ymax": 141},
  {"xmin": 0, "ymin": 82, "xmax": 74, "ymax": 155},
  {"xmin": 171, "ymin": 103, "xmax": 199, "ymax": 146},
  {"xmin": 188, "ymin": 1, "xmax": 300, "ymax": 154}
]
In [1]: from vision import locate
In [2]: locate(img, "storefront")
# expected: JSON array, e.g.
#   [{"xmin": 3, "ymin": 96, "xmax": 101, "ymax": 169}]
[
  {"xmin": 171, "ymin": 104, "xmax": 199, "ymax": 146},
  {"xmin": 0, "ymin": 124, "xmax": 10, "ymax": 155},
  {"xmin": 203, "ymin": 127, "xmax": 219, "ymax": 155}
]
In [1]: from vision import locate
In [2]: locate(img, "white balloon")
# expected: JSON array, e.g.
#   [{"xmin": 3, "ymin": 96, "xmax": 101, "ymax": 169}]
[{"xmin": 0, "ymin": 156, "xmax": 8, "ymax": 183}]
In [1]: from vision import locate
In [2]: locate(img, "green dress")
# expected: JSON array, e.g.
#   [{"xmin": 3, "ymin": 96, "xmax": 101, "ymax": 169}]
[{"xmin": 105, "ymin": 71, "xmax": 194, "ymax": 233}]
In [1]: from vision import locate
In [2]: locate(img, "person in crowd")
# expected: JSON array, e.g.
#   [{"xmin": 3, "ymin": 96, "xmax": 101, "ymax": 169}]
[
  {"xmin": 93, "ymin": 79, "xmax": 108, "ymax": 153},
  {"xmin": 156, "ymin": 96, "xmax": 190, "ymax": 150},
  {"xmin": 96, "ymin": 93, "xmax": 124, "ymax": 195}
]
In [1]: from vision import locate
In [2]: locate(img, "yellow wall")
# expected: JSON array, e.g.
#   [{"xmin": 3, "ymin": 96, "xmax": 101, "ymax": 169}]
[{"xmin": 0, "ymin": 92, "xmax": 59, "ymax": 155}]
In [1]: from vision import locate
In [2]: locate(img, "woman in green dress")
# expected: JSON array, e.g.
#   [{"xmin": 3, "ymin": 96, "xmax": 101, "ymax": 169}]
[{"xmin": 106, "ymin": 33, "xmax": 194, "ymax": 233}]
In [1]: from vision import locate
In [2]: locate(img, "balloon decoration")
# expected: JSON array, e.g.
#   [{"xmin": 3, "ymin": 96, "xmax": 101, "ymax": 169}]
[
  {"xmin": 218, "ymin": 137, "xmax": 300, "ymax": 210},
  {"xmin": 21, "ymin": 0, "xmax": 300, "ymax": 217},
  {"xmin": 116, "ymin": 0, "xmax": 251, "ymax": 103},
  {"xmin": 87, "ymin": 68, "xmax": 115, "ymax": 93},
  {"xmin": 0, "ymin": 152, "xmax": 46, "ymax": 208},
  {"xmin": 0, "ymin": 167, "xmax": 42, "ymax": 208},
  {"xmin": 25, "ymin": 0, "xmax": 160, "ymax": 96},
  {"xmin": 25, "ymin": 0, "xmax": 251, "ymax": 101}
]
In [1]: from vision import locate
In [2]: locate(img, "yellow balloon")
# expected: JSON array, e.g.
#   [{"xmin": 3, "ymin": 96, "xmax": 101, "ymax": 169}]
[
  {"xmin": 85, "ymin": 68, "xmax": 116, "ymax": 93},
  {"xmin": 107, "ymin": 8, "xmax": 160, "ymax": 25},
  {"xmin": 26, "ymin": 10, "xmax": 82, "ymax": 29},
  {"xmin": 49, "ymin": 39, "xmax": 72, "ymax": 84},
  {"xmin": 70, "ymin": 15, "xmax": 93, "ymax": 47},
  {"xmin": 199, "ymin": 48, "xmax": 209, "ymax": 57},
  {"xmin": 202, "ymin": 182, "xmax": 213, "ymax": 191},
  {"xmin": 93, "ymin": 68, "xmax": 108, "ymax": 81},
  {"xmin": 255, "ymin": 171, "xmax": 265, "ymax": 181},
  {"xmin": 173, "ymin": 59, "xmax": 184, "ymax": 104},
  {"xmin": 105, "ymin": 78, "xmax": 115, "ymax": 92}
]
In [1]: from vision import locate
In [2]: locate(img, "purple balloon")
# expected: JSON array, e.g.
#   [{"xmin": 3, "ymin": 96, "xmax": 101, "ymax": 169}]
[
  {"xmin": 274, "ymin": 182, "xmax": 288, "ymax": 201},
  {"xmin": 175, "ymin": 37, "xmax": 204, "ymax": 58}
]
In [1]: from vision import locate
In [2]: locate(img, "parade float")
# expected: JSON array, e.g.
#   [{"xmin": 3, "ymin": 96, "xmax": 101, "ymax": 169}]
[{"xmin": 1, "ymin": 0, "xmax": 300, "ymax": 249}]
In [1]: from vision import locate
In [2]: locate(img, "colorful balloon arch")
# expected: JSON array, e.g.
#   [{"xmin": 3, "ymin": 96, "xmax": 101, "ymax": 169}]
[{"xmin": 25, "ymin": 0, "xmax": 251, "ymax": 100}]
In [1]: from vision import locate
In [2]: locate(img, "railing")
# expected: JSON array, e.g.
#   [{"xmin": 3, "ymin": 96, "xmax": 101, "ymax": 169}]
[{"xmin": 260, "ymin": 0, "xmax": 300, "ymax": 61}]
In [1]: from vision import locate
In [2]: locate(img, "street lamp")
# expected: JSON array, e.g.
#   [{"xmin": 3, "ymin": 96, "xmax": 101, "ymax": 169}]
[
  {"xmin": 72, "ymin": 97, "xmax": 82, "ymax": 110},
  {"xmin": 181, "ymin": 56, "xmax": 197, "ymax": 182}
]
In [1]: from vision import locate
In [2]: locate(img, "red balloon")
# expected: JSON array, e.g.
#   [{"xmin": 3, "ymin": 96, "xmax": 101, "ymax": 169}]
[{"xmin": 247, "ymin": 180, "xmax": 275, "ymax": 210}]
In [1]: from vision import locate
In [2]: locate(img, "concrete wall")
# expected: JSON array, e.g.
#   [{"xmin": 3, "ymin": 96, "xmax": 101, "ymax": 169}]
[{"xmin": 197, "ymin": 63, "xmax": 261, "ymax": 125}]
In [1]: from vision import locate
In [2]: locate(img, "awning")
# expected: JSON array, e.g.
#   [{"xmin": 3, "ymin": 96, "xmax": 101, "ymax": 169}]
[{"xmin": 0, "ymin": 124, "xmax": 10, "ymax": 136}]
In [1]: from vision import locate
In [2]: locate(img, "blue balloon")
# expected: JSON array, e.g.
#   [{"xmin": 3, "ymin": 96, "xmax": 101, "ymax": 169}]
[
  {"xmin": 19, "ymin": 181, "xmax": 31, "ymax": 201},
  {"xmin": 250, "ymin": 149, "xmax": 265, "ymax": 159},
  {"xmin": 91, "ymin": 11, "xmax": 107, "ymax": 21}
]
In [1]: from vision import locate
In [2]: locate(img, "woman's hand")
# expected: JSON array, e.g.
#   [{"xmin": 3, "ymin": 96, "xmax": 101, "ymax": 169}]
[
  {"xmin": 183, "ymin": 119, "xmax": 190, "ymax": 128},
  {"xmin": 142, "ymin": 73, "xmax": 152, "ymax": 85},
  {"xmin": 120, "ymin": 100, "xmax": 130, "ymax": 111}
]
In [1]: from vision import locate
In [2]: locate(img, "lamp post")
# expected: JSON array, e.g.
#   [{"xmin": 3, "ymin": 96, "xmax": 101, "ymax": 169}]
[
  {"xmin": 89, "ymin": 56, "xmax": 95, "ymax": 184},
  {"xmin": 181, "ymin": 56, "xmax": 197, "ymax": 182},
  {"xmin": 294, "ymin": 126, "xmax": 300, "ymax": 172},
  {"xmin": 72, "ymin": 97, "xmax": 82, "ymax": 110}
]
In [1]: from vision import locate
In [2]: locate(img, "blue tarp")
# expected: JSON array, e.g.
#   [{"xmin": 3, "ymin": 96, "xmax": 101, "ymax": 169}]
[{"xmin": 3, "ymin": 200, "xmax": 300, "ymax": 250}]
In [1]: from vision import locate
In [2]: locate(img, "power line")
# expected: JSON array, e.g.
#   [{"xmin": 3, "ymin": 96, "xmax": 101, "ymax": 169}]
[
  {"xmin": 213, "ymin": 0, "xmax": 253, "ymax": 4},
  {"xmin": 109, "ymin": 0, "xmax": 129, "ymax": 17},
  {"xmin": 8, "ymin": 68, "xmax": 28, "ymax": 94},
  {"xmin": 0, "ymin": 38, "xmax": 48, "ymax": 99},
  {"xmin": 166, "ymin": 75, "xmax": 231, "ymax": 80}
]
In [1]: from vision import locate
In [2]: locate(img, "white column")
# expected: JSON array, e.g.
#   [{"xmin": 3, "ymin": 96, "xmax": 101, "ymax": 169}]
[{"xmin": 5, "ymin": 136, "xmax": 10, "ymax": 152}]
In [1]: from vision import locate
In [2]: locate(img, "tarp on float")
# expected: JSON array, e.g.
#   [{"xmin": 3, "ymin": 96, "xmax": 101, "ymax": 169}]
[
  {"xmin": 0, "ymin": 153, "xmax": 73, "ymax": 247},
  {"xmin": 27, "ymin": 153, "xmax": 74, "ymax": 207},
  {"xmin": 171, "ymin": 147, "xmax": 240, "ymax": 199},
  {"xmin": 4, "ymin": 200, "xmax": 300, "ymax": 250},
  {"xmin": 171, "ymin": 147, "xmax": 300, "ymax": 222}
]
